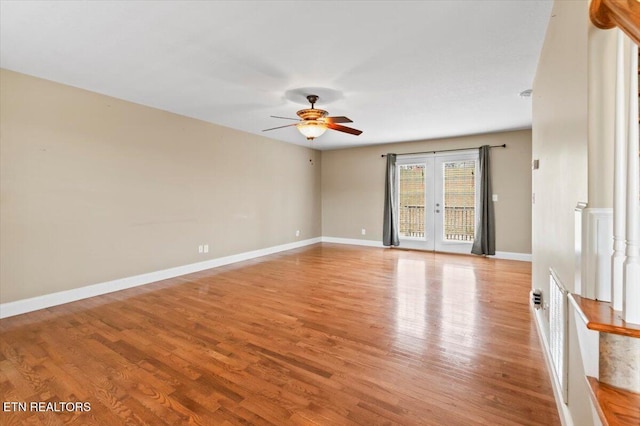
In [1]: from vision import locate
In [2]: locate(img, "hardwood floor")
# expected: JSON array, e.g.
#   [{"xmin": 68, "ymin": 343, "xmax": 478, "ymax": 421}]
[{"xmin": 0, "ymin": 244, "xmax": 560, "ymax": 425}]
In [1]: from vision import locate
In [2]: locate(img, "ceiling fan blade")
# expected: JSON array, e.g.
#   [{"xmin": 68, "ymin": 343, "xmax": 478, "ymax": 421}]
[
  {"xmin": 270, "ymin": 115, "xmax": 300, "ymax": 121},
  {"xmin": 324, "ymin": 116, "xmax": 352, "ymax": 124},
  {"xmin": 327, "ymin": 123, "xmax": 362, "ymax": 136},
  {"xmin": 262, "ymin": 123, "xmax": 298, "ymax": 132}
]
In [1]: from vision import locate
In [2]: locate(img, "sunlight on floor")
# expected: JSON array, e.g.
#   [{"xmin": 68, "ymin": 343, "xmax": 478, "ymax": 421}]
[{"xmin": 394, "ymin": 258, "xmax": 427, "ymax": 345}]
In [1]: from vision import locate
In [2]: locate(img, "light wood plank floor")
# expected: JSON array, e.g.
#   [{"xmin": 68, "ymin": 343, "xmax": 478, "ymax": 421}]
[{"xmin": 0, "ymin": 244, "xmax": 559, "ymax": 425}]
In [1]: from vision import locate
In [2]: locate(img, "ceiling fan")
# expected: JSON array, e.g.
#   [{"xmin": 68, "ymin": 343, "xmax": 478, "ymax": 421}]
[{"xmin": 262, "ymin": 95, "xmax": 362, "ymax": 140}]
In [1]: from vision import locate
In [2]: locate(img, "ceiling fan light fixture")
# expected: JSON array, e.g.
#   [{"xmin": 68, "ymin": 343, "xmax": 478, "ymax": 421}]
[
  {"xmin": 263, "ymin": 94, "xmax": 361, "ymax": 140},
  {"xmin": 296, "ymin": 121, "xmax": 327, "ymax": 140}
]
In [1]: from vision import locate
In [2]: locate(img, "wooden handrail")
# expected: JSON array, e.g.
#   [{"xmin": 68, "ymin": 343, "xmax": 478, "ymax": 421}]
[{"xmin": 590, "ymin": 0, "xmax": 640, "ymax": 45}]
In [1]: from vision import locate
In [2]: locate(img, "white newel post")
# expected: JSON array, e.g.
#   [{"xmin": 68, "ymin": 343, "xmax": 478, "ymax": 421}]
[
  {"xmin": 612, "ymin": 30, "xmax": 627, "ymax": 312},
  {"xmin": 623, "ymin": 41, "xmax": 640, "ymax": 325}
]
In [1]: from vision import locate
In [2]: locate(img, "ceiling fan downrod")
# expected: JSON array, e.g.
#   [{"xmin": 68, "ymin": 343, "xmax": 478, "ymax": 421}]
[{"xmin": 306, "ymin": 95, "xmax": 319, "ymax": 109}]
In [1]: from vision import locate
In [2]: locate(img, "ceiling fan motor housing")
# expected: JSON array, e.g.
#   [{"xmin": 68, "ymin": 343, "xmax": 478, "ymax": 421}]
[{"xmin": 296, "ymin": 108, "xmax": 328, "ymax": 121}]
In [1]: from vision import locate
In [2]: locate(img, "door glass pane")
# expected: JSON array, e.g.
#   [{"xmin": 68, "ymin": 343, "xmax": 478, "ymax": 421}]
[
  {"xmin": 399, "ymin": 164, "xmax": 425, "ymax": 238},
  {"xmin": 442, "ymin": 160, "xmax": 476, "ymax": 241}
]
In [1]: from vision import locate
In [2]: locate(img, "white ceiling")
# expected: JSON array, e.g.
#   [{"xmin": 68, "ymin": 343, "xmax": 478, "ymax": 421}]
[{"xmin": 0, "ymin": 1, "xmax": 552, "ymax": 151}]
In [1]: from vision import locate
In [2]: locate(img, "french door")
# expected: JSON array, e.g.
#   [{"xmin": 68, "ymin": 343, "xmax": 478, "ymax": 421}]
[{"xmin": 396, "ymin": 151, "xmax": 479, "ymax": 254}]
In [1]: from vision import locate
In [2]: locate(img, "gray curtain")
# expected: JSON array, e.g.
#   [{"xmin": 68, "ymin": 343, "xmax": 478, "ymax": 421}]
[
  {"xmin": 383, "ymin": 154, "xmax": 400, "ymax": 247},
  {"xmin": 471, "ymin": 145, "xmax": 495, "ymax": 255}
]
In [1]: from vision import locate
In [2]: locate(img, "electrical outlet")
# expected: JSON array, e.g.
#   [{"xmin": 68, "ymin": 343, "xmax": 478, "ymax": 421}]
[
  {"xmin": 198, "ymin": 245, "xmax": 203, "ymax": 254},
  {"xmin": 361, "ymin": 228, "xmax": 366, "ymax": 235},
  {"xmin": 203, "ymin": 244, "xmax": 209, "ymax": 253}
]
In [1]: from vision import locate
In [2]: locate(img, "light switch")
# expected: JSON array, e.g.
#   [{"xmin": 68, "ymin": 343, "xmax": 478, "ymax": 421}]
[{"xmin": 492, "ymin": 194, "xmax": 498, "ymax": 202}]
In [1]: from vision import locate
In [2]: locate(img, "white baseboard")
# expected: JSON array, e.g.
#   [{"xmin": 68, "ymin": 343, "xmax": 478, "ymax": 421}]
[
  {"xmin": 532, "ymin": 305, "xmax": 575, "ymax": 426},
  {"xmin": 491, "ymin": 251, "xmax": 532, "ymax": 262},
  {"xmin": 0, "ymin": 237, "xmax": 322, "ymax": 319},
  {"xmin": 321, "ymin": 236, "xmax": 531, "ymax": 261},
  {"xmin": 320, "ymin": 236, "xmax": 385, "ymax": 247}
]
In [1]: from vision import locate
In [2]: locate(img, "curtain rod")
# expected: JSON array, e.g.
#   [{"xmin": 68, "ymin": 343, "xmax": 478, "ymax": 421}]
[{"xmin": 380, "ymin": 144, "xmax": 506, "ymax": 157}]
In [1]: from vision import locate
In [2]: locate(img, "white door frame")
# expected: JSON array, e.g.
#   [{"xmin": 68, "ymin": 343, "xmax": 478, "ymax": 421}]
[
  {"xmin": 396, "ymin": 155, "xmax": 435, "ymax": 250},
  {"xmin": 396, "ymin": 150, "xmax": 479, "ymax": 254},
  {"xmin": 433, "ymin": 151, "xmax": 479, "ymax": 254}
]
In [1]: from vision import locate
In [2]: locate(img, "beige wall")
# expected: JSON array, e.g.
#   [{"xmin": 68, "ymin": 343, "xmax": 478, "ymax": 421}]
[
  {"xmin": 321, "ymin": 129, "xmax": 533, "ymax": 254},
  {"xmin": 588, "ymin": 25, "xmax": 616, "ymax": 208},
  {"xmin": 532, "ymin": 0, "xmax": 588, "ymax": 295},
  {"xmin": 0, "ymin": 69, "xmax": 322, "ymax": 303},
  {"xmin": 532, "ymin": 1, "xmax": 596, "ymax": 425}
]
